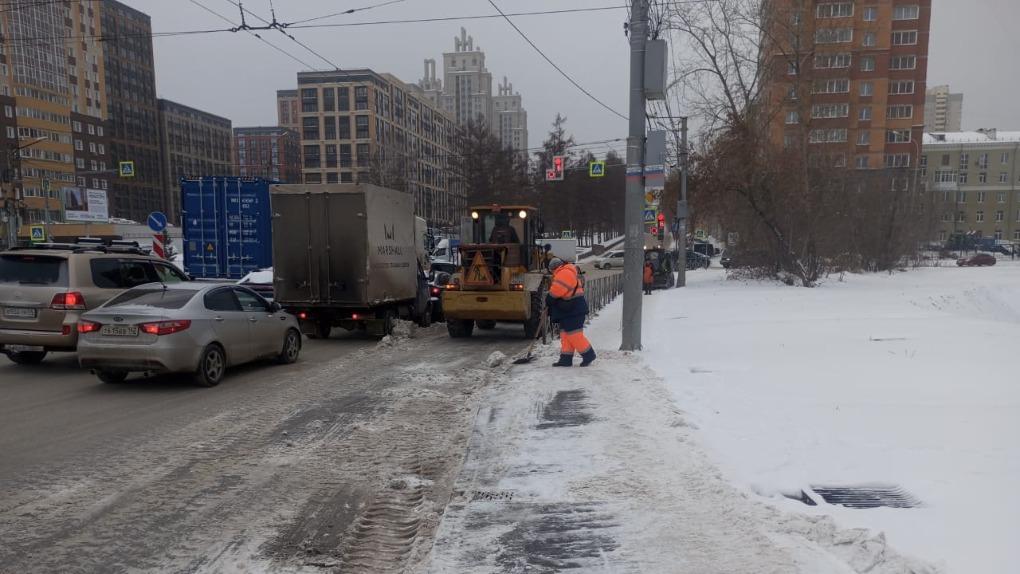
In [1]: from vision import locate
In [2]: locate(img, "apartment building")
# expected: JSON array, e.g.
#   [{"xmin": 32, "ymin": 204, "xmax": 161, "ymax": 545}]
[
  {"xmin": 923, "ymin": 129, "xmax": 1020, "ymax": 243},
  {"xmin": 0, "ymin": 0, "xmax": 107, "ymax": 238},
  {"xmin": 294, "ymin": 69, "xmax": 464, "ymax": 226},
  {"xmin": 493, "ymin": 77, "xmax": 528, "ymax": 158},
  {"xmin": 233, "ymin": 126, "xmax": 301, "ymax": 183},
  {"xmin": 157, "ymin": 99, "xmax": 234, "ymax": 221},
  {"xmin": 101, "ymin": 0, "xmax": 164, "ymax": 223},
  {"xmin": 277, "ymin": 89, "xmax": 300, "ymax": 132},
  {"xmin": 924, "ymin": 85, "xmax": 963, "ymax": 132},
  {"xmin": 769, "ymin": 1, "xmax": 932, "ymax": 173}
]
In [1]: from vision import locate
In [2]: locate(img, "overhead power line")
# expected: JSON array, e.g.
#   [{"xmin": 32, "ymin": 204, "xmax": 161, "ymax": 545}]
[
  {"xmin": 485, "ymin": 0, "xmax": 629, "ymax": 122},
  {"xmin": 188, "ymin": 0, "xmax": 317, "ymax": 69},
  {"xmin": 221, "ymin": 0, "xmax": 344, "ymax": 71},
  {"xmin": 285, "ymin": 0, "xmax": 409, "ymax": 26}
]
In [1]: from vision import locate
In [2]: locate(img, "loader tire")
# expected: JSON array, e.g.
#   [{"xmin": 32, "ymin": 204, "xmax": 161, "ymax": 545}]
[
  {"xmin": 523, "ymin": 292, "xmax": 546, "ymax": 339},
  {"xmin": 447, "ymin": 319, "xmax": 474, "ymax": 338},
  {"xmin": 476, "ymin": 320, "xmax": 496, "ymax": 330}
]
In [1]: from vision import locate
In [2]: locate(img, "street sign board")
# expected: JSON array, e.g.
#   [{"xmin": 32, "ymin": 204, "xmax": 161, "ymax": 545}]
[
  {"xmin": 30, "ymin": 225, "xmax": 45, "ymax": 243},
  {"xmin": 147, "ymin": 211, "xmax": 168, "ymax": 233},
  {"xmin": 644, "ymin": 186, "xmax": 663, "ymax": 207},
  {"xmin": 643, "ymin": 209, "xmax": 657, "ymax": 223},
  {"xmin": 695, "ymin": 229, "xmax": 707, "ymax": 239},
  {"xmin": 119, "ymin": 161, "xmax": 135, "ymax": 178},
  {"xmin": 589, "ymin": 161, "xmax": 606, "ymax": 178},
  {"xmin": 62, "ymin": 187, "xmax": 109, "ymax": 222}
]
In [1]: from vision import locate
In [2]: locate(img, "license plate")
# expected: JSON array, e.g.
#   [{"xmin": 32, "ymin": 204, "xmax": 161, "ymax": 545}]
[
  {"xmin": 3, "ymin": 307, "xmax": 37, "ymax": 319},
  {"xmin": 5, "ymin": 344, "xmax": 44, "ymax": 352},
  {"xmin": 100, "ymin": 325, "xmax": 139, "ymax": 337}
]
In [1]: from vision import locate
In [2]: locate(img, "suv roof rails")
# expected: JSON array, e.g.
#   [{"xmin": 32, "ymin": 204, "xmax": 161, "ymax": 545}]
[
  {"xmin": 9, "ymin": 242, "xmax": 80, "ymax": 251},
  {"xmin": 76, "ymin": 237, "xmax": 105, "ymax": 245}
]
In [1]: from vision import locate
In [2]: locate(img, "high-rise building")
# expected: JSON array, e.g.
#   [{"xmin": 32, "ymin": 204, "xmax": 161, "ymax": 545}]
[
  {"xmin": 294, "ymin": 69, "xmax": 464, "ymax": 226},
  {"xmin": 101, "ymin": 0, "xmax": 164, "ymax": 223},
  {"xmin": 923, "ymin": 129, "xmax": 1020, "ymax": 243},
  {"xmin": 769, "ymin": 1, "xmax": 932, "ymax": 172},
  {"xmin": 0, "ymin": 0, "xmax": 107, "ymax": 242},
  {"xmin": 233, "ymin": 126, "xmax": 301, "ymax": 183},
  {"xmin": 493, "ymin": 77, "xmax": 528, "ymax": 157},
  {"xmin": 277, "ymin": 90, "xmax": 300, "ymax": 132},
  {"xmin": 157, "ymin": 99, "xmax": 233, "ymax": 221},
  {"xmin": 924, "ymin": 85, "xmax": 963, "ymax": 132},
  {"xmin": 419, "ymin": 28, "xmax": 529, "ymax": 155}
]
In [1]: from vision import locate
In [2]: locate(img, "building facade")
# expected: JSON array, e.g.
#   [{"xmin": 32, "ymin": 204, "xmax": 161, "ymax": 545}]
[
  {"xmin": 0, "ymin": 0, "xmax": 107, "ymax": 242},
  {"xmin": 277, "ymin": 89, "xmax": 300, "ymax": 132},
  {"xmin": 233, "ymin": 126, "xmax": 301, "ymax": 183},
  {"xmin": 295, "ymin": 69, "xmax": 464, "ymax": 226},
  {"xmin": 157, "ymin": 99, "xmax": 233, "ymax": 221},
  {"xmin": 101, "ymin": 0, "xmax": 164, "ymax": 224},
  {"xmin": 923, "ymin": 129, "xmax": 1020, "ymax": 243},
  {"xmin": 70, "ymin": 112, "xmax": 112, "ymax": 203},
  {"xmin": 924, "ymin": 85, "xmax": 963, "ymax": 132},
  {"xmin": 419, "ymin": 28, "xmax": 529, "ymax": 156},
  {"xmin": 769, "ymin": 1, "xmax": 932, "ymax": 172}
]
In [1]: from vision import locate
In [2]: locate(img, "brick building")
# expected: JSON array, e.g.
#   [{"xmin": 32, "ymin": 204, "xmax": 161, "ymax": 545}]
[
  {"xmin": 157, "ymin": 99, "xmax": 233, "ymax": 221},
  {"xmin": 233, "ymin": 126, "xmax": 301, "ymax": 183}
]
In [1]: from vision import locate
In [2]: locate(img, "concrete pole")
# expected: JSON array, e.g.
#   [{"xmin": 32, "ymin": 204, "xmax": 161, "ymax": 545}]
[
  {"xmin": 676, "ymin": 117, "xmax": 688, "ymax": 287},
  {"xmin": 620, "ymin": 0, "xmax": 648, "ymax": 352}
]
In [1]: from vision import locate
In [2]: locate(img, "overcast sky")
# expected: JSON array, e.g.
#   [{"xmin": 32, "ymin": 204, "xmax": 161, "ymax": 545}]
[{"xmin": 133, "ymin": 0, "xmax": 1018, "ymax": 153}]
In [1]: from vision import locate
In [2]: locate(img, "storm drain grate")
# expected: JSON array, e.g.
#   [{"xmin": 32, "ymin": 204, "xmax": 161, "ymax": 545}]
[
  {"xmin": 463, "ymin": 490, "xmax": 516, "ymax": 502},
  {"xmin": 810, "ymin": 485, "xmax": 923, "ymax": 509},
  {"xmin": 537, "ymin": 389, "xmax": 592, "ymax": 429}
]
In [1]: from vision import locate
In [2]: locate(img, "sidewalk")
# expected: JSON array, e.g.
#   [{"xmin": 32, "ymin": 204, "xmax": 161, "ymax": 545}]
[{"xmin": 425, "ymin": 337, "xmax": 937, "ymax": 572}]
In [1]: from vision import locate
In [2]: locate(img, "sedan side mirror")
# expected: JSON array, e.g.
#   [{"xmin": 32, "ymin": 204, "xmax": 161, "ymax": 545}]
[{"xmin": 270, "ymin": 301, "xmax": 282, "ymax": 313}]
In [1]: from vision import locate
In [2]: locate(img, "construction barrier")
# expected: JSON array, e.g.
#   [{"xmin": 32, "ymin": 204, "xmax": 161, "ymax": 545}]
[{"xmin": 584, "ymin": 273, "xmax": 625, "ymax": 319}]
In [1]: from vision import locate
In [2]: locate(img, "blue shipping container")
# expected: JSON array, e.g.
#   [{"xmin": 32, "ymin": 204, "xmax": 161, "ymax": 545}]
[{"xmin": 182, "ymin": 177, "xmax": 273, "ymax": 279}]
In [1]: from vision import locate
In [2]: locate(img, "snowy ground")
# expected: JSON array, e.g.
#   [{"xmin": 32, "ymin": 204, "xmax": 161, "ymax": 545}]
[{"xmin": 586, "ymin": 263, "xmax": 1020, "ymax": 572}]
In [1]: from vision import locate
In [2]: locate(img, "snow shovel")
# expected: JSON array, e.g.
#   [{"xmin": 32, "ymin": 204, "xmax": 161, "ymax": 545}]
[{"xmin": 513, "ymin": 307, "xmax": 550, "ymax": 365}]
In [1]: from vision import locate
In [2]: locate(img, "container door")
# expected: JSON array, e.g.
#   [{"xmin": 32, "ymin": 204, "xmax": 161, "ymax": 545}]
[
  {"xmin": 324, "ymin": 193, "xmax": 365, "ymax": 305},
  {"xmin": 224, "ymin": 179, "xmax": 271, "ymax": 279},
  {"xmin": 183, "ymin": 179, "xmax": 223, "ymax": 279},
  {"xmin": 272, "ymin": 192, "xmax": 317, "ymax": 304}
]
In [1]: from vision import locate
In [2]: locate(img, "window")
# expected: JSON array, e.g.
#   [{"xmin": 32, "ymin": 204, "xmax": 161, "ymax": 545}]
[
  {"xmin": 959, "ymin": 172, "xmax": 969, "ymax": 184},
  {"xmin": 339, "ymin": 87, "xmax": 350, "ymax": 111},
  {"xmin": 338, "ymin": 116, "xmax": 351, "ymax": 139},
  {"xmin": 809, "ymin": 128, "xmax": 847, "ymax": 143},
  {"xmin": 90, "ymin": 260, "xmax": 159, "ymax": 289},
  {"xmin": 340, "ymin": 172, "xmax": 354, "ymax": 183},
  {"xmin": 978, "ymin": 191, "xmax": 986, "ymax": 203},
  {"xmin": 339, "ymin": 144, "xmax": 352, "ymax": 168},
  {"xmin": 327, "ymin": 172, "xmax": 339, "ymax": 184},
  {"xmin": 204, "ymin": 288, "xmax": 241, "ymax": 312},
  {"xmin": 959, "ymin": 153, "xmax": 969, "ymax": 169},
  {"xmin": 859, "ymin": 81, "xmax": 874, "ymax": 97},
  {"xmin": 355, "ymin": 116, "xmax": 370, "ymax": 139},
  {"xmin": 1016, "ymin": 230, "xmax": 1020, "ymax": 241},
  {"xmin": 815, "ymin": 28, "xmax": 853, "ymax": 44},
  {"xmin": 325, "ymin": 144, "xmax": 338, "ymax": 168},
  {"xmin": 978, "ymin": 153, "xmax": 989, "ymax": 169},
  {"xmin": 860, "ymin": 56, "xmax": 875, "ymax": 72},
  {"xmin": 154, "ymin": 264, "xmax": 188, "ymax": 284},
  {"xmin": 72, "ymin": 120, "xmax": 82, "ymax": 132},
  {"xmin": 812, "ymin": 103, "xmax": 849, "ymax": 118},
  {"xmin": 234, "ymin": 288, "xmax": 270, "ymax": 312},
  {"xmin": 87, "ymin": 124, "xmax": 95, "ymax": 135},
  {"xmin": 998, "ymin": 192, "xmax": 1007, "ymax": 203},
  {"xmin": 857, "ymin": 131, "xmax": 871, "ymax": 146},
  {"xmin": 889, "ymin": 55, "xmax": 917, "ymax": 70},
  {"xmin": 814, "ymin": 53, "xmax": 852, "ymax": 69},
  {"xmin": 788, "ymin": 86, "xmax": 798, "ymax": 100},
  {"xmin": 305, "ymin": 173, "xmax": 322, "ymax": 184},
  {"xmin": 90, "ymin": 160, "xmax": 98, "ymax": 171},
  {"xmin": 356, "ymin": 143, "xmax": 370, "ymax": 167},
  {"xmin": 979, "ymin": 172, "xmax": 988, "ymax": 183},
  {"xmin": 863, "ymin": 32, "xmax": 876, "ymax": 47},
  {"xmin": 885, "ymin": 153, "xmax": 911, "ymax": 168},
  {"xmin": 976, "ymin": 210, "xmax": 985, "ymax": 222},
  {"xmin": 813, "ymin": 78, "xmax": 850, "ymax": 94},
  {"xmin": 301, "ymin": 88, "xmax": 318, "ymax": 113},
  {"xmin": 1000, "ymin": 152, "xmax": 1010, "ymax": 164},
  {"xmin": 889, "ymin": 80, "xmax": 915, "ymax": 95},
  {"xmin": 887, "ymin": 105, "xmax": 913, "ymax": 119},
  {"xmin": 1000, "ymin": 172, "xmax": 1009, "ymax": 183},
  {"xmin": 893, "ymin": 5, "xmax": 920, "ymax": 20},
  {"xmin": 74, "ymin": 139, "xmax": 83, "ymax": 151},
  {"xmin": 956, "ymin": 211, "xmax": 966, "ymax": 222},
  {"xmin": 302, "ymin": 117, "xmax": 319, "ymax": 140},
  {"xmin": 855, "ymin": 155, "xmax": 869, "ymax": 169},
  {"xmin": 324, "ymin": 117, "xmax": 336, "ymax": 140},
  {"xmin": 355, "ymin": 86, "xmax": 369, "ymax": 111},
  {"xmin": 785, "ymin": 111, "xmax": 800, "ymax": 124},
  {"xmin": 5, "ymin": 126, "xmax": 13, "ymax": 139},
  {"xmin": 886, "ymin": 129, "xmax": 911, "ymax": 143},
  {"xmin": 96, "ymin": 126, "xmax": 103, "ymax": 137},
  {"xmin": 323, "ymin": 87, "xmax": 335, "ymax": 112},
  {"xmin": 816, "ymin": 3, "xmax": 853, "ymax": 17},
  {"xmin": 892, "ymin": 30, "xmax": 918, "ymax": 45},
  {"xmin": 97, "ymin": 144, "xmax": 104, "ymax": 155},
  {"xmin": 75, "ymin": 158, "xmax": 85, "ymax": 169},
  {"xmin": 938, "ymin": 231, "xmax": 947, "ymax": 242},
  {"xmin": 303, "ymin": 145, "xmax": 320, "ymax": 168},
  {"xmin": 859, "ymin": 106, "xmax": 872, "ymax": 121},
  {"xmin": 995, "ymin": 211, "xmax": 1004, "ymax": 222},
  {"xmin": 787, "ymin": 61, "xmax": 798, "ymax": 75},
  {"xmin": 934, "ymin": 170, "xmax": 957, "ymax": 184},
  {"xmin": 88, "ymin": 142, "xmax": 96, "ymax": 154},
  {"xmin": 863, "ymin": 6, "xmax": 878, "ymax": 21}
]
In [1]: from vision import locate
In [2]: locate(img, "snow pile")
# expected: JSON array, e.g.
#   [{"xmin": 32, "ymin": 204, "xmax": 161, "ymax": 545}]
[
  {"xmin": 590, "ymin": 263, "xmax": 1020, "ymax": 572},
  {"xmin": 378, "ymin": 320, "xmax": 417, "ymax": 347},
  {"xmin": 237, "ymin": 267, "xmax": 273, "ymax": 284},
  {"xmin": 485, "ymin": 351, "xmax": 506, "ymax": 368}
]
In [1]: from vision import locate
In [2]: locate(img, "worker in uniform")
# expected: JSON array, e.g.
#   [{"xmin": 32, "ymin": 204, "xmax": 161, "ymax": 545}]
[
  {"xmin": 542, "ymin": 243, "xmax": 555, "ymax": 269},
  {"xmin": 643, "ymin": 260, "xmax": 655, "ymax": 295},
  {"xmin": 546, "ymin": 258, "xmax": 596, "ymax": 367}
]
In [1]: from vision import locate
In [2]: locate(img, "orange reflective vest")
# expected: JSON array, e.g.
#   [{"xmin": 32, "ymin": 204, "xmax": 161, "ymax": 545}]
[{"xmin": 550, "ymin": 263, "xmax": 585, "ymax": 300}]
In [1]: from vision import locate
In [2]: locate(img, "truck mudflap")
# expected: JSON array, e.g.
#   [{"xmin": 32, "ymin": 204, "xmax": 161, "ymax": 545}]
[{"xmin": 441, "ymin": 290, "xmax": 532, "ymax": 322}]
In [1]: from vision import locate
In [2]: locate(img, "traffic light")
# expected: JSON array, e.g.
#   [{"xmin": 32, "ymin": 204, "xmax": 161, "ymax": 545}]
[{"xmin": 546, "ymin": 155, "xmax": 566, "ymax": 182}]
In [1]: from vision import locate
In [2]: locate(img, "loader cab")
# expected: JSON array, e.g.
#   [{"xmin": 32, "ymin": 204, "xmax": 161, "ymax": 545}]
[{"xmin": 466, "ymin": 206, "xmax": 544, "ymax": 272}]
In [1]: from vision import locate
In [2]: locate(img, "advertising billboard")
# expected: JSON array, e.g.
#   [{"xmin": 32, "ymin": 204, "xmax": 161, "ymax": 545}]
[{"xmin": 63, "ymin": 187, "xmax": 109, "ymax": 222}]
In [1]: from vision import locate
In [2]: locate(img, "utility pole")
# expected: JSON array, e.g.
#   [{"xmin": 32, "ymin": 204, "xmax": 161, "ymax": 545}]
[
  {"xmin": 620, "ymin": 0, "xmax": 648, "ymax": 352},
  {"xmin": 676, "ymin": 117, "xmax": 688, "ymax": 288}
]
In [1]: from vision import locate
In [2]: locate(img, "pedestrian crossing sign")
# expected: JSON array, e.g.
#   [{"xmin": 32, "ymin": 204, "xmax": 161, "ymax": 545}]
[
  {"xmin": 589, "ymin": 161, "xmax": 606, "ymax": 178},
  {"xmin": 118, "ymin": 161, "xmax": 135, "ymax": 178},
  {"xmin": 30, "ymin": 225, "xmax": 46, "ymax": 243}
]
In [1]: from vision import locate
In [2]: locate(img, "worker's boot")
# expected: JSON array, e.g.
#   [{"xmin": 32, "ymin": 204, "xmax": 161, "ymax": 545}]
[
  {"xmin": 579, "ymin": 348, "xmax": 597, "ymax": 367},
  {"xmin": 552, "ymin": 354, "xmax": 573, "ymax": 367}
]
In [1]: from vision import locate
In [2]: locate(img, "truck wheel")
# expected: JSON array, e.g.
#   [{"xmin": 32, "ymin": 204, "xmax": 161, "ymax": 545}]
[
  {"xmin": 311, "ymin": 320, "xmax": 331, "ymax": 340},
  {"xmin": 476, "ymin": 320, "xmax": 496, "ymax": 330},
  {"xmin": 418, "ymin": 302, "xmax": 433, "ymax": 328},
  {"xmin": 5, "ymin": 350, "xmax": 47, "ymax": 365},
  {"xmin": 523, "ymin": 293, "xmax": 546, "ymax": 339},
  {"xmin": 447, "ymin": 319, "xmax": 474, "ymax": 338}
]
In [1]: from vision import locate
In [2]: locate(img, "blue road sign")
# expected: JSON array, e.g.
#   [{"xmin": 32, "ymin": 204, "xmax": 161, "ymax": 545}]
[
  {"xmin": 30, "ymin": 225, "xmax": 45, "ymax": 242},
  {"xmin": 589, "ymin": 161, "xmax": 606, "ymax": 178},
  {"xmin": 643, "ymin": 209, "xmax": 657, "ymax": 223},
  {"xmin": 147, "ymin": 211, "xmax": 168, "ymax": 233}
]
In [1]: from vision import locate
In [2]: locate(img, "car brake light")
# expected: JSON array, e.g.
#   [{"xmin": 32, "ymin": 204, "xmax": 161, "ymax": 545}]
[
  {"xmin": 298, "ymin": 312, "xmax": 308, "ymax": 320},
  {"xmin": 77, "ymin": 320, "xmax": 102, "ymax": 334},
  {"xmin": 352, "ymin": 313, "xmax": 360, "ymax": 320},
  {"xmin": 139, "ymin": 320, "xmax": 191, "ymax": 336},
  {"xmin": 510, "ymin": 283, "xmax": 525, "ymax": 291},
  {"xmin": 51, "ymin": 291, "xmax": 86, "ymax": 310},
  {"xmin": 430, "ymin": 287, "xmax": 441, "ymax": 296}
]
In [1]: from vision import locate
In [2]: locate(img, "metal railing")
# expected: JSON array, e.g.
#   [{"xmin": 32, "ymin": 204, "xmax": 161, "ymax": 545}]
[{"xmin": 584, "ymin": 273, "xmax": 624, "ymax": 318}]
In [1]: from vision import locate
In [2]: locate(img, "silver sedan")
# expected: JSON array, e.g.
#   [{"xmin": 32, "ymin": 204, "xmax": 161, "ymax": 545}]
[{"xmin": 77, "ymin": 282, "xmax": 302, "ymax": 387}]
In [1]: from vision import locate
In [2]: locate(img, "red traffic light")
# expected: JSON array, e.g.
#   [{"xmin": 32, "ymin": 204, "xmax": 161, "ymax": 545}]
[
  {"xmin": 649, "ymin": 226, "xmax": 658, "ymax": 235},
  {"xmin": 656, "ymin": 213, "xmax": 665, "ymax": 223}
]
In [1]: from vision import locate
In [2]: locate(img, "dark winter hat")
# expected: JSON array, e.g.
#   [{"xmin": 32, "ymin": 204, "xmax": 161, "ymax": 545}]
[{"xmin": 548, "ymin": 257, "xmax": 565, "ymax": 271}]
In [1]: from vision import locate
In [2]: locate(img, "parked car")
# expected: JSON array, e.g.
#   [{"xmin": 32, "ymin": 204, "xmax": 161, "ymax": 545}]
[
  {"xmin": 644, "ymin": 248, "xmax": 676, "ymax": 289},
  {"xmin": 720, "ymin": 250, "xmax": 733, "ymax": 269},
  {"xmin": 77, "ymin": 282, "xmax": 301, "ymax": 387},
  {"xmin": 428, "ymin": 269, "xmax": 453, "ymax": 323},
  {"xmin": 0, "ymin": 242, "xmax": 189, "ymax": 365},
  {"xmin": 956, "ymin": 253, "xmax": 997, "ymax": 267},
  {"xmin": 593, "ymin": 250, "xmax": 626, "ymax": 269},
  {"xmin": 237, "ymin": 267, "xmax": 274, "ymax": 301},
  {"xmin": 686, "ymin": 250, "xmax": 711, "ymax": 270}
]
